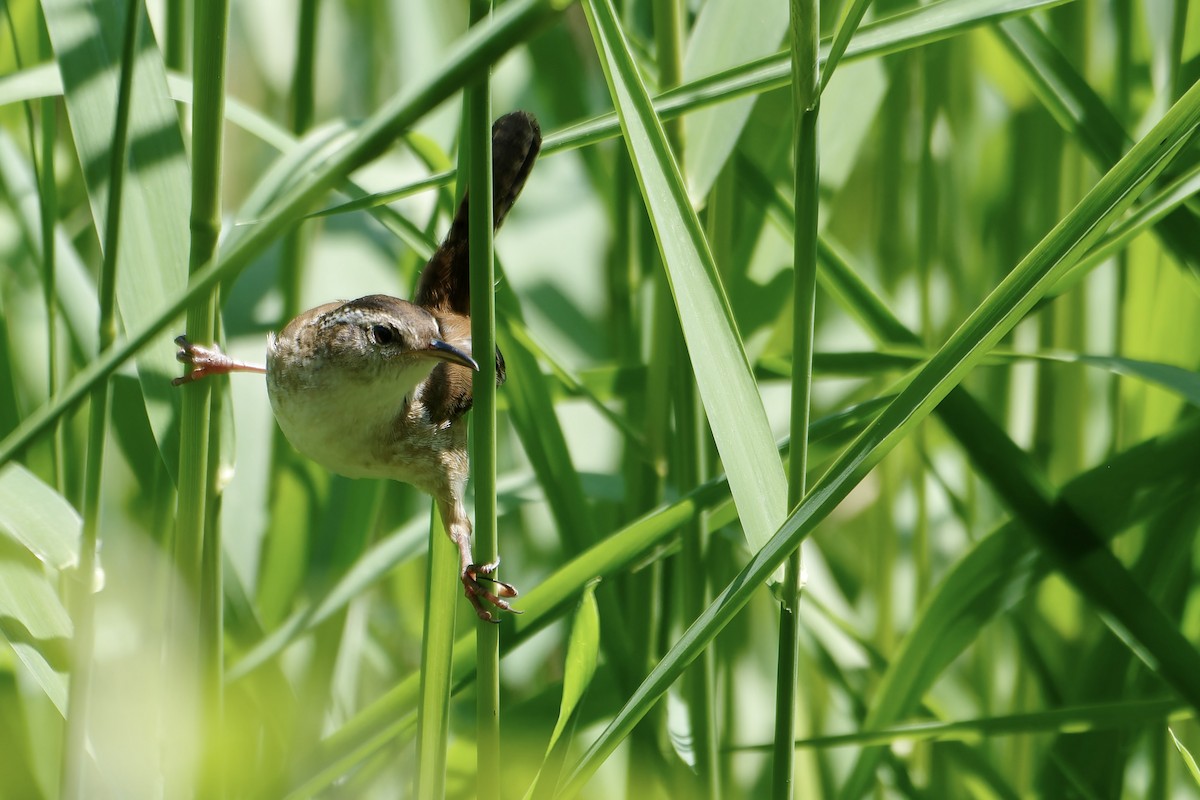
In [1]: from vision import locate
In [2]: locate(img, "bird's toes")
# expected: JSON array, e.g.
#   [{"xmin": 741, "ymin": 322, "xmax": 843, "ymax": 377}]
[
  {"xmin": 461, "ymin": 568, "xmax": 522, "ymax": 621},
  {"xmin": 172, "ymin": 337, "xmax": 220, "ymax": 385}
]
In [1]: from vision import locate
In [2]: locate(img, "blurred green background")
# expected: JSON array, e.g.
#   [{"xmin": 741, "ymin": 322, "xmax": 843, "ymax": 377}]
[{"xmin": 2, "ymin": 0, "xmax": 1200, "ymax": 797}]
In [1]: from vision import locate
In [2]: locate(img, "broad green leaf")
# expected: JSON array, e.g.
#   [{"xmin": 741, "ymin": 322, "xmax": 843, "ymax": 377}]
[
  {"xmin": 681, "ymin": 0, "xmax": 787, "ymax": 201},
  {"xmin": 0, "ymin": 536, "xmax": 72, "ymax": 714},
  {"xmin": 0, "ymin": 131, "xmax": 99, "ymax": 359},
  {"xmin": 0, "ymin": 463, "xmax": 79, "ymax": 572},
  {"xmin": 582, "ymin": 0, "xmax": 788, "ymax": 554},
  {"xmin": 41, "ymin": 0, "xmax": 190, "ymax": 480}
]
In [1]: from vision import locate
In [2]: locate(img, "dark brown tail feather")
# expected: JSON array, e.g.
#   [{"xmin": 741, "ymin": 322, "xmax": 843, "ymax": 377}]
[{"xmin": 415, "ymin": 111, "xmax": 542, "ymax": 315}]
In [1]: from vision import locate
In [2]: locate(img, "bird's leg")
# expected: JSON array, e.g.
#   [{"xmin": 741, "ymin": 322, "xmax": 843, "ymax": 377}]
[
  {"xmin": 173, "ymin": 336, "xmax": 267, "ymax": 385},
  {"xmin": 437, "ymin": 497, "xmax": 519, "ymax": 622}
]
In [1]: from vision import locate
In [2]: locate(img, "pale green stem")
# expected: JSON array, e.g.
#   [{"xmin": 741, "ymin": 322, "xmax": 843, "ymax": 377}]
[
  {"xmin": 59, "ymin": 0, "xmax": 140, "ymax": 795},
  {"xmin": 467, "ymin": 0, "xmax": 500, "ymax": 789},
  {"xmin": 774, "ymin": 0, "xmax": 818, "ymax": 796}
]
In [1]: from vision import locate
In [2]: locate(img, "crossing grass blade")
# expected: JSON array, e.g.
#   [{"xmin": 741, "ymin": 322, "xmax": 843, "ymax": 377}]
[
  {"xmin": 0, "ymin": 0, "xmax": 563, "ymax": 467},
  {"xmin": 581, "ymin": 0, "xmax": 787, "ymax": 554},
  {"xmin": 4, "ymin": 1, "xmax": 1200, "ymax": 796},
  {"xmin": 556, "ymin": 65, "xmax": 1200, "ymax": 799},
  {"xmin": 41, "ymin": 0, "xmax": 189, "ymax": 479}
]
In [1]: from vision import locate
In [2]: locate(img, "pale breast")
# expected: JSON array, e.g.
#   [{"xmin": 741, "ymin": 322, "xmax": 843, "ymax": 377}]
[{"xmin": 265, "ymin": 335, "xmax": 449, "ymax": 489}]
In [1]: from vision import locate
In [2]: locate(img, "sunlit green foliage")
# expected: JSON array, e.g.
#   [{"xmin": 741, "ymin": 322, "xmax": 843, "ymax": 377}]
[{"xmin": 1, "ymin": 0, "xmax": 1199, "ymax": 798}]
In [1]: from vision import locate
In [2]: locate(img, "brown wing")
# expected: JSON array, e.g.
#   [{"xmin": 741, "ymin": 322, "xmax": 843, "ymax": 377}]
[
  {"xmin": 414, "ymin": 111, "xmax": 542, "ymax": 316},
  {"xmin": 422, "ymin": 312, "xmax": 507, "ymax": 425}
]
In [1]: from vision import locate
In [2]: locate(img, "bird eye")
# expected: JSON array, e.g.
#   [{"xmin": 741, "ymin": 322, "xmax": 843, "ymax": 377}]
[{"xmin": 371, "ymin": 324, "xmax": 396, "ymax": 345}]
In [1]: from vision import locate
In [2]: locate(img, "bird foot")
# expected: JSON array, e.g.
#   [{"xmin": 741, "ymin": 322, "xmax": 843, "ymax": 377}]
[
  {"xmin": 461, "ymin": 558, "xmax": 521, "ymax": 623},
  {"xmin": 173, "ymin": 336, "xmax": 266, "ymax": 385}
]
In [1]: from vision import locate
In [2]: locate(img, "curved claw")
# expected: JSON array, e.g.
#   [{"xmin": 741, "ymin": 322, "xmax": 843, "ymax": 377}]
[{"xmin": 461, "ymin": 560, "xmax": 521, "ymax": 622}]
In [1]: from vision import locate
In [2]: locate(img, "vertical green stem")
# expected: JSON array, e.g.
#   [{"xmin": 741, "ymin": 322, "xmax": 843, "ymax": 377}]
[
  {"xmin": 466, "ymin": 0, "xmax": 499, "ymax": 789},
  {"xmin": 292, "ymin": 0, "xmax": 319, "ymax": 135},
  {"xmin": 164, "ymin": 0, "xmax": 186, "ymax": 73},
  {"xmin": 40, "ymin": 81, "xmax": 61, "ymax": 490},
  {"xmin": 276, "ymin": 0, "xmax": 319, "ymax": 324},
  {"xmin": 653, "ymin": 0, "xmax": 719, "ymax": 795},
  {"xmin": 5, "ymin": 0, "xmax": 62, "ymax": 488},
  {"xmin": 258, "ymin": 0, "xmax": 321, "ymax": 645},
  {"xmin": 1108, "ymin": 0, "xmax": 1129, "ymax": 455},
  {"xmin": 774, "ymin": 0, "xmax": 818, "ymax": 797},
  {"xmin": 59, "ymin": 0, "xmax": 140, "ymax": 796},
  {"xmin": 914, "ymin": 49, "xmax": 937, "ymax": 603},
  {"xmin": 175, "ymin": 0, "xmax": 231, "ymax": 793},
  {"xmin": 415, "ymin": 509, "xmax": 460, "ymax": 800}
]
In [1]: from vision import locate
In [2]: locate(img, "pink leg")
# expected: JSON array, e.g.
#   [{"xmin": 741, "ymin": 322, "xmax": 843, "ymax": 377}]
[
  {"xmin": 173, "ymin": 336, "xmax": 266, "ymax": 386},
  {"xmin": 439, "ymin": 498, "xmax": 520, "ymax": 623}
]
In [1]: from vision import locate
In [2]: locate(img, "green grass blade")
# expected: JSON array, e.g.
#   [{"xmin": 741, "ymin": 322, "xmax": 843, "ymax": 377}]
[
  {"xmin": 991, "ymin": 352, "xmax": 1200, "ymax": 408},
  {"xmin": 465, "ymin": 0, "xmax": 502, "ymax": 784},
  {"xmin": 0, "ymin": 534, "xmax": 72, "ymax": 715},
  {"xmin": 680, "ymin": 0, "xmax": 787, "ymax": 201},
  {"xmin": 837, "ymin": 415, "xmax": 1200, "ymax": 794},
  {"xmin": 0, "ymin": 62, "xmax": 60, "ymax": 106},
  {"xmin": 549, "ymin": 583, "xmax": 600, "ymax": 754},
  {"xmin": 1171, "ymin": 727, "xmax": 1200, "ymax": 785},
  {"xmin": 0, "ymin": 463, "xmax": 80, "ymax": 713},
  {"xmin": 741, "ymin": 698, "xmax": 1187, "ymax": 750},
  {"xmin": 41, "ymin": 0, "xmax": 190, "ymax": 477},
  {"xmin": 180, "ymin": 3, "xmax": 231, "ymax": 793},
  {"xmin": 819, "ymin": 0, "xmax": 874, "ymax": 94},
  {"xmin": 282, "ymin": 394, "xmax": 883, "ymax": 795},
  {"xmin": 556, "ymin": 70, "xmax": 1200, "ymax": 799},
  {"xmin": 288, "ymin": 469, "xmax": 743, "ymax": 796},
  {"xmin": 226, "ymin": 520, "xmax": 426, "ymax": 682},
  {"xmin": 774, "ymin": 0, "xmax": 820, "ymax": 795},
  {"xmin": 288, "ymin": 0, "xmax": 1076, "ymax": 222},
  {"xmin": 0, "ymin": 131, "xmax": 99, "ymax": 358},
  {"xmin": 1043, "ymin": 159, "xmax": 1200, "ymax": 302},
  {"xmin": 524, "ymin": 582, "xmax": 600, "ymax": 800},
  {"xmin": 995, "ymin": 16, "xmax": 1200, "ymax": 280},
  {"xmin": 547, "ymin": 0, "xmax": 1073, "ymax": 156},
  {"xmin": 0, "ymin": 462, "xmax": 80, "ymax": 571},
  {"xmin": 415, "ymin": 509, "xmax": 459, "ymax": 799},
  {"xmin": 58, "ymin": 0, "xmax": 143, "ymax": 794},
  {"xmin": 581, "ymin": 0, "xmax": 787, "ymax": 553}
]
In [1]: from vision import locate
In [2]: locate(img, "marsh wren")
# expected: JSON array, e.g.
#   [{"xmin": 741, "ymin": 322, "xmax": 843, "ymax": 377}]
[{"xmin": 175, "ymin": 111, "xmax": 542, "ymax": 621}]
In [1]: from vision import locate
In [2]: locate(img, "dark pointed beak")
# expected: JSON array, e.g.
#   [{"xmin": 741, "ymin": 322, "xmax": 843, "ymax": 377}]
[{"xmin": 428, "ymin": 339, "xmax": 479, "ymax": 371}]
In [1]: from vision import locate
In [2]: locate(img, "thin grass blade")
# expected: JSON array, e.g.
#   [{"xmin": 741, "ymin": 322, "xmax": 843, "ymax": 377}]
[
  {"xmin": 555, "ymin": 71, "xmax": 1200, "ymax": 800},
  {"xmin": 581, "ymin": 0, "xmax": 787, "ymax": 554}
]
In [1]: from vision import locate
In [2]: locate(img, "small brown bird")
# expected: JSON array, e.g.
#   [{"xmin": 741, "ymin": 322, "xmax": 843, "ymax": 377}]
[{"xmin": 175, "ymin": 111, "xmax": 542, "ymax": 621}]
